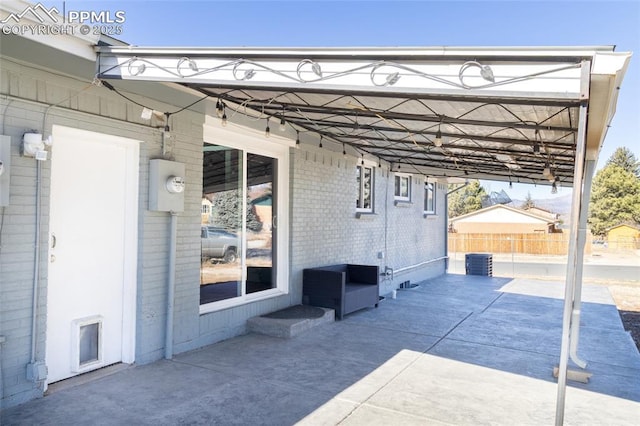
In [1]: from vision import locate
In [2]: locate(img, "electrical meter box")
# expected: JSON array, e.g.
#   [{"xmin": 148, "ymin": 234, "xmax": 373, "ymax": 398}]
[{"xmin": 149, "ymin": 159, "xmax": 185, "ymax": 212}]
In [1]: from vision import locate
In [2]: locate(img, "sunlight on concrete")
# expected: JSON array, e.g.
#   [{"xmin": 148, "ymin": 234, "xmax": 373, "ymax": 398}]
[{"xmin": 298, "ymin": 349, "xmax": 640, "ymax": 425}]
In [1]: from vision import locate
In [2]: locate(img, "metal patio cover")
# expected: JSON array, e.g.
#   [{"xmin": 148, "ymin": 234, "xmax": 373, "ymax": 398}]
[
  {"xmin": 96, "ymin": 46, "xmax": 630, "ymax": 188},
  {"xmin": 95, "ymin": 45, "xmax": 631, "ymax": 425}
]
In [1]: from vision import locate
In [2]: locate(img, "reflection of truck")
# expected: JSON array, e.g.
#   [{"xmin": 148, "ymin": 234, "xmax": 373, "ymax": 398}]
[{"xmin": 201, "ymin": 226, "xmax": 238, "ymax": 263}]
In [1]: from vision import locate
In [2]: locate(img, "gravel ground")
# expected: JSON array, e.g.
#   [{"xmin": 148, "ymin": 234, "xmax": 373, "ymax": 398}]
[
  {"xmin": 607, "ymin": 282, "xmax": 640, "ymax": 352},
  {"xmin": 621, "ymin": 311, "xmax": 640, "ymax": 352}
]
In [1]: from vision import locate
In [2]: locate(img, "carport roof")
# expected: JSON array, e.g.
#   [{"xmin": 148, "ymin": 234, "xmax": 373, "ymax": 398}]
[{"xmin": 95, "ymin": 45, "xmax": 631, "ymax": 187}]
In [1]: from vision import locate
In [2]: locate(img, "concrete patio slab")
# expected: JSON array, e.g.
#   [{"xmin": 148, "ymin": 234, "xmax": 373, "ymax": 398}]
[
  {"xmin": 344, "ymin": 301, "xmax": 473, "ymax": 337},
  {"xmin": 3, "ymin": 274, "xmax": 639, "ymax": 425},
  {"xmin": 307, "ymin": 349, "xmax": 639, "ymax": 425}
]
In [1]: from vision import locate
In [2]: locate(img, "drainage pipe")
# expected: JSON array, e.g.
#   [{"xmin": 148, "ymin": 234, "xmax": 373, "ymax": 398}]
[
  {"xmin": 165, "ymin": 211, "xmax": 178, "ymax": 359},
  {"xmin": 393, "ymin": 256, "xmax": 449, "ymax": 274},
  {"xmin": 444, "ymin": 187, "xmax": 450, "ymax": 271},
  {"xmin": 569, "ymin": 159, "xmax": 596, "ymax": 369},
  {"xmin": 0, "ymin": 335, "xmax": 5, "ymax": 406}
]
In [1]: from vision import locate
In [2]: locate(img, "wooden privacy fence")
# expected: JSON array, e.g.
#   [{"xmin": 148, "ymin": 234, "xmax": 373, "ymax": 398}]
[{"xmin": 448, "ymin": 233, "xmax": 592, "ymax": 256}]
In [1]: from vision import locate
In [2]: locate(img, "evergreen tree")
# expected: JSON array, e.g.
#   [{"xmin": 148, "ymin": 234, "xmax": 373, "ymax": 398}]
[
  {"xmin": 521, "ymin": 191, "xmax": 536, "ymax": 210},
  {"xmin": 211, "ymin": 190, "xmax": 263, "ymax": 232},
  {"xmin": 448, "ymin": 181, "xmax": 487, "ymax": 218},
  {"xmin": 606, "ymin": 147, "xmax": 640, "ymax": 178},
  {"xmin": 588, "ymin": 163, "xmax": 640, "ymax": 236}
]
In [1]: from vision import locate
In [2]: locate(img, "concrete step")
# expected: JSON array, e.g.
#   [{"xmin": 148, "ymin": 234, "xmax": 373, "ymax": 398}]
[{"xmin": 247, "ymin": 305, "xmax": 334, "ymax": 338}]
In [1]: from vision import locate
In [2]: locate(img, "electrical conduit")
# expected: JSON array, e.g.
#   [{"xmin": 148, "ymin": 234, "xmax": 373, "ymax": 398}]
[
  {"xmin": 29, "ymin": 160, "xmax": 42, "ymax": 373},
  {"xmin": 165, "ymin": 211, "xmax": 178, "ymax": 359}
]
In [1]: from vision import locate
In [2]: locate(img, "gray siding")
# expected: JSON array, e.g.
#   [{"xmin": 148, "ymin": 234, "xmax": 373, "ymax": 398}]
[
  {"xmin": 0, "ymin": 59, "xmax": 211, "ymax": 406},
  {"xmin": 0, "ymin": 55, "xmax": 446, "ymax": 409}
]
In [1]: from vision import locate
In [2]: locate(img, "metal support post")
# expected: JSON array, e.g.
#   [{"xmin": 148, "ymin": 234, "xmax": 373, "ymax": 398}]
[{"xmin": 555, "ymin": 60, "xmax": 591, "ymax": 426}]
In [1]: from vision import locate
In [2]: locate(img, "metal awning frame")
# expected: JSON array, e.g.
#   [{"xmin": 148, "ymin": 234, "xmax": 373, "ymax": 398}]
[
  {"xmin": 96, "ymin": 46, "xmax": 606, "ymax": 189},
  {"xmin": 93, "ymin": 46, "xmax": 632, "ymax": 425}
]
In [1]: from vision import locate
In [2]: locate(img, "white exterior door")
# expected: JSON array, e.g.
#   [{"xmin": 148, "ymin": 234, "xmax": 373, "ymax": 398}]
[{"xmin": 46, "ymin": 126, "xmax": 139, "ymax": 384}]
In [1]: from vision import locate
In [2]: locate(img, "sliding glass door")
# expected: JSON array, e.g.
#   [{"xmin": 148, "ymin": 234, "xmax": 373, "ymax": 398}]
[
  {"xmin": 200, "ymin": 145, "xmax": 244, "ymax": 304},
  {"xmin": 200, "ymin": 129, "xmax": 288, "ymax": 311},
  {"xmin": 246, "ymin": 153, "xmax": 276, "ymax": 295}
]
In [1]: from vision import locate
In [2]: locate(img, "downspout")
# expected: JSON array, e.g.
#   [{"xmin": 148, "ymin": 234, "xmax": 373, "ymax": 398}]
[
  {"xmin": 0, "ymin": 335, "xmax": 5, "ymax": 405},
  {"xmin": 555, "ymin": 59, "xmax": 591, "ymax": 426},
  {"xmin": 444, "ymin": 185, "xmax": 449, "ymax": 271},
  {"xmin": 165, "ymin": 211, "xmax": 178, "ymax": 359},
  {"xmin": 569, "ymin": 159, "xmax": 597, "ymax": 369}
]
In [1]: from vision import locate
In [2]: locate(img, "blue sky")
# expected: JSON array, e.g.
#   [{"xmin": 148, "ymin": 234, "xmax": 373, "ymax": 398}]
[{"xmin": 45, "ymin": 1, "xmax": 639, "ymax": 200}]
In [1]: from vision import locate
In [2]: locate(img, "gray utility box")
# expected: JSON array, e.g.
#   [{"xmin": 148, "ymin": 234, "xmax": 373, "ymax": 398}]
[
  {"xmin": 149, "ymin": 159, "xmax": 185, "ymax": 212},
  {"xmin": 465, "ymin": 253, "xmax": 493, "ymax": 276}
]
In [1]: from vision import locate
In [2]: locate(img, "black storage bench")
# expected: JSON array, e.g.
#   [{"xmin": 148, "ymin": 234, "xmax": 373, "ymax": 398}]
[{"xmin": 302, "ymin": 264, "xmax": 380, "ymax": 320}]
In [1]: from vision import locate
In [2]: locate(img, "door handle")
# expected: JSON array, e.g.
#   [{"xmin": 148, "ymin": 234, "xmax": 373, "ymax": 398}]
[{"xmin": 51, "ymin": 233, "xmax": 57, "ymax": 249}]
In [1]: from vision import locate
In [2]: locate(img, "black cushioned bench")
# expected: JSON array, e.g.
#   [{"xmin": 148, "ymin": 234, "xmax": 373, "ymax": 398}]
[{"xmin": 302, "ymin": 264, "xmax": 379, "ymax": 320}]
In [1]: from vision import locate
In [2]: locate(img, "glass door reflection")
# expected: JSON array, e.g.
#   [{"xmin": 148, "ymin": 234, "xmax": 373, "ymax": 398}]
[
  {"xmin": 246, "ymin": 153, "xmax": 275, "ymax": 294},
  {"xmin": 200, "ymin": 146, "xmax": 243, "ymax": 304},
  {"xmin": 200, "ymin": 146, "xmax": 277, "ymax": 304}
]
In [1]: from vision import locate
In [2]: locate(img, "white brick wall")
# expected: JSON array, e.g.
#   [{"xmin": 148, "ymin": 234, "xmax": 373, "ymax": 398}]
[{"xmin": 290, "ymin": 147, "xmax": 446, "ymax": 298}]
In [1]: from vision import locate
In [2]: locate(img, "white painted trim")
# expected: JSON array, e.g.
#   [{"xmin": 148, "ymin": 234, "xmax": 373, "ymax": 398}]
[
  {"xmin": 97, "ymin": 45, "xmax": 619, "ymax": 57},
  {"xmin": 356, "ymin": 163, "xmax": 375, "ymax": 213},
  {"xmin": 423, "ymin": 181, "xmax": 436, "ymax": 215},
  {"xmin": 200, "ymin": 120, "xmax": 290, "ymax": 315},
  {"xmin": 393, "ymin": 172, "xmax": 412, "ymax": 202},
  {"xmin": 121, "ymin": 137, "xmax": 139, "ymax": 364},
  {"xmin": 50, "ymin": 125, "xmax": 140, "ymax": 366},
  {"xmin": 358, "ymin": 157, "xmax": 379, "ymax": 168},
  {"xmin": 204, "ymin": 116, "xmax": 295, "ymax": 148}
]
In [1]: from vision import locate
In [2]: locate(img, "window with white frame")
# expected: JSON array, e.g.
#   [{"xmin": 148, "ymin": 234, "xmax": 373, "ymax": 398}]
[
  {"xmin": 356, "ymin": 165, "xmax": 374, "ymax": 212},
  {"xmin": 394, "ymin": 173, "xmax": 412, "ymax": 202},
  {"xmin": 424, "ymin": 181, "xmax": 436, "ymax": 214}
]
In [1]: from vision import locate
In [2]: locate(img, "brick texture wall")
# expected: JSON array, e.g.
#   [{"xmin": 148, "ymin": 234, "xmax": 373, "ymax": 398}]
[{"xmin": 290, "ymin": 147, "xmax": 446, "ymax": 299}]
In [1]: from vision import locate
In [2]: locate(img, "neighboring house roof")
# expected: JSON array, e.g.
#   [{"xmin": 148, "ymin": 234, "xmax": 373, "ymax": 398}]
[
  {"xmin": 524, "ymin": 206, "xmax": 559, "ymax": 220},
  {"xmin": 450, "ymin": 204, "xmax": 556, "ymax": 224},
  {"xmin": 606, "ymin": 223, "xmax": 640, "ymax": 232}
]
